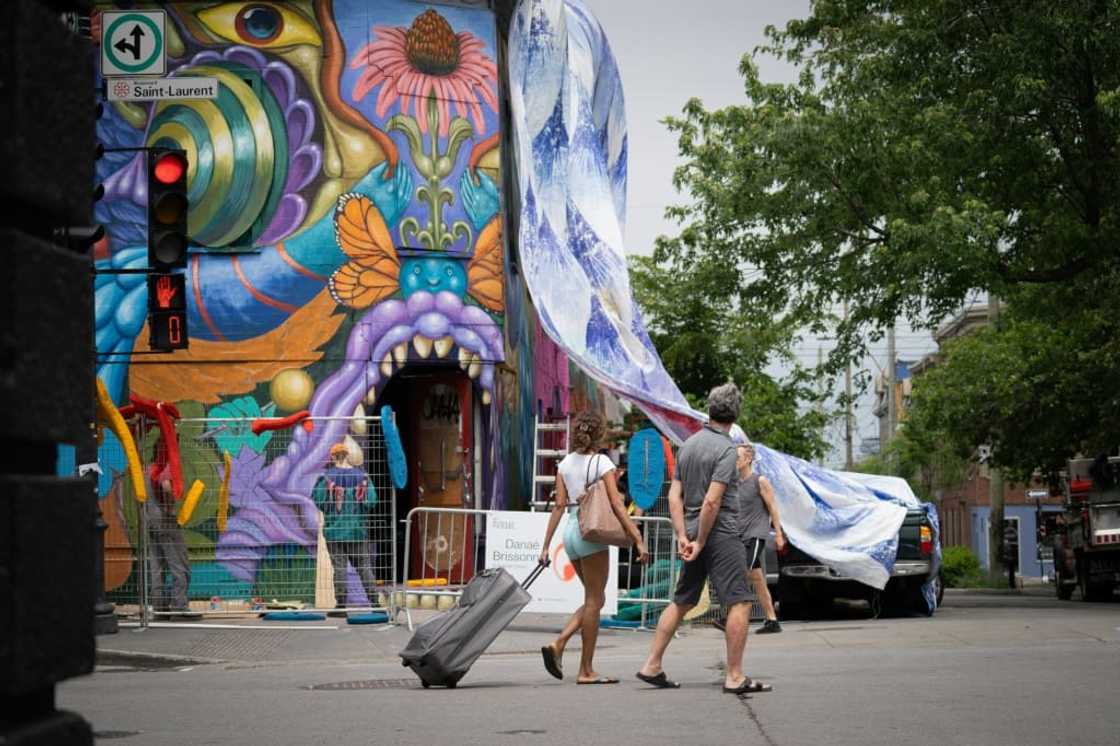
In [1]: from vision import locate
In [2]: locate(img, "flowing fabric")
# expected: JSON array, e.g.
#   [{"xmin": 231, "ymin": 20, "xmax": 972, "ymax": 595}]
[{"xmin": 509, "ymin": 0, "xmax": 939, "ymax": 603}]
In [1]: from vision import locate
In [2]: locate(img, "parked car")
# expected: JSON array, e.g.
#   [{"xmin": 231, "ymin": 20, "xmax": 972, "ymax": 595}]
[{"xmin": 776, "ymin": 508, "xmax": 943, "ymax": 619}]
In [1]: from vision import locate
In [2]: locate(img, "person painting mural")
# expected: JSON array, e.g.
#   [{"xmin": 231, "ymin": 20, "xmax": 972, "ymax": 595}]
[
  {"xmin": 313, "ymin": 443, "xmax": 379, "ymax": 612},
  {"xmin": 145, "ymin": 436, "xmax": 192, "ymax": 613},
  {"xmin": 714, "ymin": 439, "xmax": 787, "ymax": 634}
]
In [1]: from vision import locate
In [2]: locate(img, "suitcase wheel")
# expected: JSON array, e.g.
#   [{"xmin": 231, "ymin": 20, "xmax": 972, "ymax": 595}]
[
  {"xmin": 447, "ymin": 680, "xmax": 456, "ymax": 689},
  {"xmin": 421, "ymin": 681, "xmax": 430, "ymax": 689}
]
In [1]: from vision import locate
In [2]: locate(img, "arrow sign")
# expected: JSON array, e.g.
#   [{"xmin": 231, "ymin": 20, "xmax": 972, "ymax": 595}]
[
  {"xmin": 114, "ymin": 24, "xmax": 145, "ymax": 61},
  {"xmin": 101, "ymin": 11, "xmax": 165, "ymax": 77}
]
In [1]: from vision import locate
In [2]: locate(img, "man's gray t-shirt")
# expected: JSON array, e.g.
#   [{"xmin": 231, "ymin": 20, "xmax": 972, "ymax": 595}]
[
  {"xmin": 738, "ymin": 473, "xmax": 771, "ymax": 541},
  {"xmin": 674, "ymin": 425, "xmax": 739, "ymax": 539}
]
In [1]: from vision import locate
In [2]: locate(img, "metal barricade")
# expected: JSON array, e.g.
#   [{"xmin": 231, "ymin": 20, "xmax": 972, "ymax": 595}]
[
  {"xmin": 100, "ymin": 415, "xmax": 397, "ymax": 626},
  {"xmin": 399, "ymin": 507, "xmax": 489, "ymax": 630},
  {"xmin": 398, "ymin": 508, "xmax": 680, "ymax": 631},
  {"xmin": 616, "ymin": 515, "xmax": 680, "ymax": 630}
]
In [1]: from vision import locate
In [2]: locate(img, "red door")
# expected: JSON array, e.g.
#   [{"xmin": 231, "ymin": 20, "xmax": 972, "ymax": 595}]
[{"xmin": 409, "ymin": 373, "xmax": 475, "ymax": 584}]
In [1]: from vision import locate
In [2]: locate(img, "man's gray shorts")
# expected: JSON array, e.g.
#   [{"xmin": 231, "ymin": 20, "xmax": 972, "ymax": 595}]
[{"xmin": 673, "ymin": 531, "xmax": 756, "ymax": 607}]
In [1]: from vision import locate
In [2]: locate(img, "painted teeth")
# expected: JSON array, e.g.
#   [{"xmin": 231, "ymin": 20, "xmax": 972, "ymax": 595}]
[
  {"xmin": 393, "ymin": 342, "xmax": 408, "ymax": 365},
  {"xmin": 365, "ymin": 386, "xmax": 377, "ymax": 405},
  {"xmin": 467, "ymin": 354, "xmax": 481, "ymax": 379},
  {"xmin": 413, "ymin": 335, "xmax": 433, "ymax": 359},
  {"xmin": 482, "ymin": 390, "xmax": 491, "ymax": 406},
  {"xmin": 458, "ymin": 347, "xmax": 471, "ymax": 370},
  {"xmin": 351, "ymin": 403, "xmax": 367, "ymax": 435},
  {"xmin": 343, "ymin": 435, "xmax": 363, "ymax": 466},
  {"xmin": 380, "ymin": 353, "xmax": 393, "ymax": 378},
  {"xmin": 434, "ymin": 336, "xmax": 454, "ymax": 358}
]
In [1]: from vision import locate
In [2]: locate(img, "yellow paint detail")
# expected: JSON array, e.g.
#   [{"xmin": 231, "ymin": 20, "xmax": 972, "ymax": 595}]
[
  {"xmin": 113, "ymin": 100, "xmax": 148, "ymax": 129},
  {"xmin": 177, "ymin": 480, "xmax": 206, "ymax": 527},
  {"xmin": 94, "ymin": 378, "xmax": 146, "ymax": 503},
  {"xmin": 217, "ymin": 451, "xmax": 232, "ymax": 533}
]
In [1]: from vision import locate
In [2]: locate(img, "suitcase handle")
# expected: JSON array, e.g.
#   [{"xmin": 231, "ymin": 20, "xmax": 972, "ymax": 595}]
[{"xmin": 522, "ymin": 559, "xmax": 549, "ymax": 590}]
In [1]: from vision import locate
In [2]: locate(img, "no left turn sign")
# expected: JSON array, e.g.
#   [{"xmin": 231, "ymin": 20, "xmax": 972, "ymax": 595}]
[{"xmin": 101, "ymin": 10, "xmax": 166, "ymax": 77}]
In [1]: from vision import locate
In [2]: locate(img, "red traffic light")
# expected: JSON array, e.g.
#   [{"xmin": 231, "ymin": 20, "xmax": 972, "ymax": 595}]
[{"xmin": 152, "ymin": 152, "xmax": 187, "ymax": 185}]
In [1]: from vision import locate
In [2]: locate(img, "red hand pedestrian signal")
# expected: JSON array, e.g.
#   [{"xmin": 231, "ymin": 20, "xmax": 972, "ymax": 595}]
[
  {"xmin": 147, "ymin": 273, "xmax": 189, "ymax": 351},
  {"xmin": 155, "ymin": 274, "xmax": 178, "ymax": 309}
]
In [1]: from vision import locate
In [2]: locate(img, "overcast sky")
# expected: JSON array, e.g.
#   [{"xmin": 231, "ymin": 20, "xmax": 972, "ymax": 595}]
[
  {"xmin": 582, "ymin": 0, "xmax": 940, "ymax": 465},
  {"xmin": 584, "ymin": 0, "xmax": 809, "ymax": 257}
]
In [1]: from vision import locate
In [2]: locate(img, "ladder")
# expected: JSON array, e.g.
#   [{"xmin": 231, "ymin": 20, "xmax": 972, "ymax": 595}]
[{"xmin": 530, "ymin": 414, "xmax": 570, "ymax": 510}]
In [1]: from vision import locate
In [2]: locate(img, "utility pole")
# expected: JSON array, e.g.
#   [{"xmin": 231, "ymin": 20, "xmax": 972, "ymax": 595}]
[
  {"xmin": 987, "ymin": 295, "xmax": 1006, "ymax": 582},
  {"xmin": 885, "ymin": 324, "xmax": 896, "ymax": 459},
  {"xmin": 843, "ymin": 301, "xmax": 854, "ymax": 469},
  {"xmin": 816, "ymin": 345, "xmax": 825, "ymax": 466}
]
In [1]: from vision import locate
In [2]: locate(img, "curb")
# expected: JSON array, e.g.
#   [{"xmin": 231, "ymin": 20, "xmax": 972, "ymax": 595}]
[{"xmin": 97, "ymin": 648, "xmax": 227, "ymax": 666}]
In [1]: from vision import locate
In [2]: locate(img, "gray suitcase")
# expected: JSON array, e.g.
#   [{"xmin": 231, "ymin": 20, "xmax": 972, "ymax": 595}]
[{"xmin": 400, "ymin": 563, "xmax": 547, "ymax": 688}]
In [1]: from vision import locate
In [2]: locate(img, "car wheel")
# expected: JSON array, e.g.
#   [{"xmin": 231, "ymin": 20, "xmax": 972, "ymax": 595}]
[
  {"xmin": 867, "ymin": 588, "xmax": 883, "ymax": 619},
  {"xmin": 1077, "ymin": 563, "xmax": 1109, "ymax": 602},
  {"xmin": 777, "ymin": 578, "xmax": 803, "ymax": 620},
  {"xmin": 905, "ymin": 577, "xmax": 939, "ymax": 616},
  {"xmin": 1056, "ymin": 571, "xmax": 1074, "ymax": 600}
]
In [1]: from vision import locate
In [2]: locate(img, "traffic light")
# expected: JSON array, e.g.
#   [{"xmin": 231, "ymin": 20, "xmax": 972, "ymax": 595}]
[
  {"xmin": 147, "ymin": 147, "xmax": 189, "ymax": 270},
  {"xmin": 148, "ymin": 273, "xmax": 189, "ymax": 351}
]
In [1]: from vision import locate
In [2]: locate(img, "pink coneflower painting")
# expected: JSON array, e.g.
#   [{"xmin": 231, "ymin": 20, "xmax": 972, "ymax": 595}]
[{"xmin": 350, "ymin": 9, "xmax": 499, "ymax": 137}]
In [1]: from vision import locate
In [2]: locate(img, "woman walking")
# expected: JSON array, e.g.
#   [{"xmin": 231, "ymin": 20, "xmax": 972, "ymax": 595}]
[{"xmin": 539, "ymin": 411, "xmax": 649, "ymax": 684}]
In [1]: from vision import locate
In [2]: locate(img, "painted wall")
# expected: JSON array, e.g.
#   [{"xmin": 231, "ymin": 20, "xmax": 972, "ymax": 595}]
[
  {"xmin": 92, "ymin": 1, "xmax": 571, "ymax": 598},
  {"xmin": 970, "ymin": 505, "xmax": 1065, "ymax": 578}
]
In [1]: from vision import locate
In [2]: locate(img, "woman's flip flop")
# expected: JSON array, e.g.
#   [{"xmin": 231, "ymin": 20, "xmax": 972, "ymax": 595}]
[
  {"xmin": 635, "ymin": 671, "xmax": 681, "ymax": 689},
  {"xmin": 577, "ymin": 676, "xmax": 619, "ymax": 685},
  {"xmin": 723, "ymin": 678, "xmax": 772, "ymax": 694},
  {"xmin": 541, "ymin": 646, "xmax": 563, "ymax": 680}
]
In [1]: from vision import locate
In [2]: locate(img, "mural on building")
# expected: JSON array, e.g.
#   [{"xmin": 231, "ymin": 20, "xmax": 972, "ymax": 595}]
[{"xmin": 92, "ymin": 1, "xmax": 559, "ymax": 602}]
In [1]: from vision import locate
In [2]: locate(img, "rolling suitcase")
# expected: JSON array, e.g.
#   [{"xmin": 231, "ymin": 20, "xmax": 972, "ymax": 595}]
[{"xmin": 400, "ymin": 562, "xmax": 548, "ymax": 688}]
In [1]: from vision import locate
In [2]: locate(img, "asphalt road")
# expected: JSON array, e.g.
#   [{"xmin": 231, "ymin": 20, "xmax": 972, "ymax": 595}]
[{"xmin": 60, "ymin": 591, "xmax": 1120, "ymax": 746}]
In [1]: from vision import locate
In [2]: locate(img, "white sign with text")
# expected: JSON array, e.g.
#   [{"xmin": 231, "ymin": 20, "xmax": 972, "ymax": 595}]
[
  {"xmin": 485, "ymin": 510, "xmax": 617, "ymax": 615},
  {"xmin": 107, "ymin": 77, "xmax": 219, "ymax": 102}
]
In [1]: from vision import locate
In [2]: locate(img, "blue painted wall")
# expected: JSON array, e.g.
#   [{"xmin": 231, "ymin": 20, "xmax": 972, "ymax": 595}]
[{"xmin": 970, "ymin": 505, "xmax": 1065, "ymax": 578}]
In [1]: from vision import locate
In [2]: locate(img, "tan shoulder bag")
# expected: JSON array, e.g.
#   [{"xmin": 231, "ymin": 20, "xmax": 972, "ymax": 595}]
[{"xmin": 576, "ymin": 455, "xmax": 630, "ymax": 547}]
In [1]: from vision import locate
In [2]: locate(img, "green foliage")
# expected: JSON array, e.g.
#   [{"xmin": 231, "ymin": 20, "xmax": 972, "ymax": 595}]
[
  {"xmin": 653, "ymin": 0, "xmax": 1120, "ymax": 478},
  {"xmin": 629, "ymin": 255, "xmax": 830, "ymax": 461},
  {"xmin": 940, "ymin": 545, "xmax": 982, "ymax": 588}
]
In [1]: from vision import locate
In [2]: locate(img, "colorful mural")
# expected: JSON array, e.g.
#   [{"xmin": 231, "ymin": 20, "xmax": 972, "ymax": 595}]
[{"xmin": 91, "ymin": 0, "xmax": 557, "ymax": 602}]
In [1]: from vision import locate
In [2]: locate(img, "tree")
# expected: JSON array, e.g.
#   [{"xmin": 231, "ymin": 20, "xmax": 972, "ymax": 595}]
[
  {"xmin": 629, "ymin": 255, "xmax": 830, "ymax": 460},
  {"xmin": 656, "ymin": 0, "xmax": 1120, "ymax": 373},
  {"xmin": 650, "ymin": 0, "xmax": 1120, "ymax": 573}
]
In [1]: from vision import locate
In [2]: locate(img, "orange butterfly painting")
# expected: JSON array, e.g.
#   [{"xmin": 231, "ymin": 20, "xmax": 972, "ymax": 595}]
[
  {"xmin": 328, "ymin": 194, "xmax": 401, "ymax": 309},
  {"xmin": 328, "ymin": 193, "xmax": 504, "ymax": 314}
]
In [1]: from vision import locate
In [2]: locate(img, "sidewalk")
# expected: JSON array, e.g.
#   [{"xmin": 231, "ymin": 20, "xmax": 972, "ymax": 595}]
[{"xmin": 96, "ymin": 611, "xmax": 677, "ymax": 668}]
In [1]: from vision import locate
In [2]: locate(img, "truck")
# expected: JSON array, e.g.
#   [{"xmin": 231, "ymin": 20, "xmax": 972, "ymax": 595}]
[
  {"xmin": 778, "ymin": 507, "xmax": 942, "ymax": 618},
  {"xmin": 1053, "ymin": 455, "xmax": 1120, "ymax": 602}
]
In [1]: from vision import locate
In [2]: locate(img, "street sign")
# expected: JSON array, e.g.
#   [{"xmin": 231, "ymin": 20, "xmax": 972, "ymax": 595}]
[
  {"xmin": 107, "ymin": 77, "xmax": 219, "ymax": 102},
  {"xmin": 101, "ymin": 10, "xmax": 166, "ymax": 77},
  {"xmin": 1027, "ymin": 489, "xmax": 1049, "ymax": 499}
]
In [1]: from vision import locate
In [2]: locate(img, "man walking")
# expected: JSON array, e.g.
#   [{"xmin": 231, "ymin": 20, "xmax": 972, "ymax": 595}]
[
  {"xmin": 636, "ymin": 383, "xmax": 771, "ymax": 694},
  {"xmin": 715, "ymin": 440, "xmax": 786, "ymax": 634}
]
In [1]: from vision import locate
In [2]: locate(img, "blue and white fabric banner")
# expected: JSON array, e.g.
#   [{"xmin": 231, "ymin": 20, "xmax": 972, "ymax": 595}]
[
  {"xmin": 509, "ymin": 0, "xmax": 939, "ymax": 601},
  {"xmin": 508, "ymin": 0, "xmax": 703, "ymax": 444}
]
